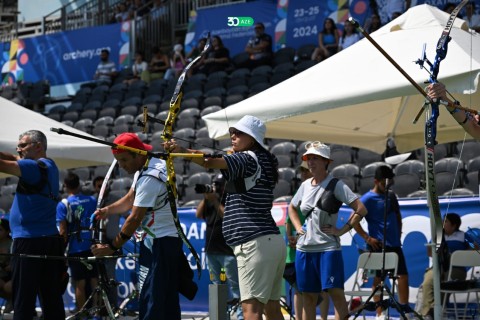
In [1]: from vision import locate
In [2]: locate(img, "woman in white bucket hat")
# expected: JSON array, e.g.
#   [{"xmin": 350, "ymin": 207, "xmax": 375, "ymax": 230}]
[
  {"xmin": 288, "ymin": 141, "xmax": 367, "ymax": 320},
  {"xmin": 165, "ymin": 115, "xmax": 286, "ymax": 320}
]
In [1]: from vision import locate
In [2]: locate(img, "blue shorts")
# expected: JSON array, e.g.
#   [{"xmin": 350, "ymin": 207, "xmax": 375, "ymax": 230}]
[{"xmin": 295, "ymin": 250, "xmax": 344, "ymax": 293}]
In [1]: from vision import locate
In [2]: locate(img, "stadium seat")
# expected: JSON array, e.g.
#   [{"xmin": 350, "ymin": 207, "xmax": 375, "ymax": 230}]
[
  {"xmin": 295, "ymin": 44, "xmax": 316, "ymax": 61},
  {"xmin": 92, "ymin": 124, "xmax": 111, "ymax": 138},
  {"xmin": 120, "ymin": 96, "xmax": 142, "ymax": 108},
  {"xmin": 203, "ymin": 96, "xmax": 223, "ymax": 108},
  {"xmin": 227, "ymin": 85, "xmax": 249, "ymax": 97},
  {"xmin": 124, "ymin": 90, "xmax": 144, "ymax": 100},
  {"xmin": 112, "ymin": 123, "xmax": 130, "ymax": 135},
  {"xmin": 110, "ymin": 177, "xmax": 133, "ymax": 191},
  {"xmin": 295, "ymin": 60, "xmax": 317, "ymax": 74},
  {"xmin": 272, "ymin": 47, "xmax": 295, "ymax": 66},
  {"xmin": 200, "ymin": 105, "xmax": 222, "ymax": 117},
  {"xmin": 80, "ymin": 109, "xmax": 98, "ymax": 122},
  {"xmin": 143, "ymin": 94, "xmax": 162, "ymax": 106},
  {"xmin": 62, "ymin": 111, "xmax": 79, "ymax": 123},
  {"xmin": 273, "ymin": 62, "xmax": 295, "ymax": 75},
  {"xmin": 119, "ymin": 105, "xmax": 139, "ymax": 117},
  {"xmin": 184, "ymin": 80, "xmax": 204, "ymax": 94},
  {"xmin": 231, "ymin": 52, "xmax": 250, "ymax": 69},
  {"xmin": 358, "ymin": 162, "xmax": 389, "ymax": 194},
  {"xmin": 249, "ymin": 82, "xmax": 270, "ymax": 94},
  {"xmin": 102, "ymin": 98, "xmax": 121, "ymax": 110},
  {"xmin": 203, "ymin": 78, "xmax": 225, "ymax": 93},
  {"xmin": 224, "ymin": 94, "xmax": 244, "ymax": 106},
  {"xmin": 391, "ymin": 173, "xmax": 422, "ymax": 198},
  {"xmin": 456, "ymin": 140, "xmax": 480, "ymax": 162},
  {"xmin": 141, "ymin": 102, "xmax": 159, "ymax": 115},
  {"xmin": 48, "ymin": 113, "xmax": 62, "ymax": 122},
  {"xmin": 278, "ymin": 167, "xmax": 297, "ymax": 182},
  {"xmin": 182, "ymin": 97, "xmax": 200, "ymax": 110},
  {"xmin": 98, "ymin": 107, "xmax": 117, "ymax": 119},
  {"xmin": 204, "ymin": 87, "xmax": 226, "ymax": 98},
  {"xmin": 356, "ymin": 148, "xmax": 383, "ymax": 168},
  {"xmin": 196, "ymin": 127, "xmax": 210, "ymax": 138},
  {"xmin": 48, "ymin": 104, "xmax": 67, "ymax": 115},
  {"xmin": 83, "ymin": 100, "xmax": 102, "ymax": 111},
  {"xmin": 114, "ymin": 114, "xmax": 135, "ymax": 126},
  {"xmin": 185, "ymin": 172, "xmax": 212, "ymax": 187},
  {"xmin": 270, "ymin": 72, "xmax": 291, "ymax": 86},
  {"xmin": 434, "ymin": 157, "xmax": 465, "ymax": 187},
  {"xmin": 110, "ymin": 82, "xmax": 128, "ymax": 93},
  {"xmin": 251, "ymin": 65, "xmax": 272, "ymax": 77},
  {"xmin": 72, "ymin": 167, "xmax": 91, "ymax": 181},
  {"xmin": 273, "ymin": 179, "xmax": 292, "ymax": 199},
  {"xmin": 73, "ymin": 119, "xmax": 93, "ymax": 133},
  {"xmin": 229, "ymin": 68, "xmax": 250, "ymax": 79},
  {"xmin": 248, "ymin": 74, "xmax": 270, "ymax": 88},
  {"xmin": 207, "ymin": 71, "xmax": 228, "ymax": 82}
]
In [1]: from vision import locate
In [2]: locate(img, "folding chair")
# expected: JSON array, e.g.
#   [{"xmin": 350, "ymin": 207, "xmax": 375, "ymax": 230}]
[
  {"xmin": 344, "ymin": 252, "xmax": 399, "ymax": 319},
  {"xmin": 441, "ymin": 250, "xmax": 480, "ymax": 319}
]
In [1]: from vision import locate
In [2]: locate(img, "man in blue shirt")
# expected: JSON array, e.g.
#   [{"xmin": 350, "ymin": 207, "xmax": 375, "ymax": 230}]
[
  {"xmin": 0, "ymin": 130, "xmax": 65, "ymax": 319},
  {"xmin": 353, "ymin": 165, "xmax": 411, "ymax": 318},
  {"xmin": 57, "ymin": 172, "xmax": 98, "ymax": 313}
]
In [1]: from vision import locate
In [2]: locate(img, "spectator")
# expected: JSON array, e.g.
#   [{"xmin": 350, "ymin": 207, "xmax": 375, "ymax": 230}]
[
  {"xmin": 426, "ymin": 83, "xmax": 480, "ymax": 139},
  {"xmin": 465, "ymin": 1, "xmax": 480, "ymax": 32},
  {"xmin": 115, "ymin": 2, "xmax": 130, "ymax": 23},
  {"xmin": 352, "ymin": 165, "xmax": 412, "ymax": 318},
  {"xmin": 244, "ymin": 22, "xmax": 273, "ymax": 69},
  {"xmin": 195, "ymin": 35, "xmax": 230, "ymax": 75},
  {"xmin": 124, "ymin": 51, "xmax": 148, "ymax": 85},
  {"xmin": 165, "ymin": 115, "xmax": 286, "ymax": 320},
  {"xmin": 92, "ymin": 133, "xmax": 197, "ymax": 320},
  {"xmin": 186, "ymin": 38, "xmax": 207, "ymax": 63},
  {"xmin": 338, "ymin": 20, "xmax": 361, "ymax": 52},
  {"xmin": 364, "ymin": 12, "xmax": 383, "ymax": 34},
  {"xmin": 419, "ymin": 213, "xmax": 470, "ymax": 319},
  {"xmin": 94, "ymin": 49, "xmax": 117, "ymax": 85},
  {"xmin": 57, "ymin": 172, "xmax": 99, "ymax": 314},
  {"xmin": 195, "ymin": 174, "xmax": 243, "ymax": 320},
  {"xmin": 0, "ymin": 130, "xmax": 65, "ymax": 319},
  {"xmin": 171, "ymin": 44, "xmax": 187, "ymax": 79},
  {"xmin": 311, "ymin": 18, "xmax": 340, "ymax": 62},
  {"xmin": 288, "ymin": 141, "xmax": 366, "ymax": 320},
  {"xmin": 141, "ymin": 46, "xmax": 171, "ymax": 83}
]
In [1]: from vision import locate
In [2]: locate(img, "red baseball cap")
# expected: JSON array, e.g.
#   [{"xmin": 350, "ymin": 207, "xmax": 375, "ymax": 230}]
[{"xmin": 112, "ymin": 133, "xmax": 152, "ymax": 154}]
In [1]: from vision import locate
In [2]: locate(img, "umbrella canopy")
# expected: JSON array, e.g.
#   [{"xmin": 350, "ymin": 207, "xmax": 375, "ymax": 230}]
[
  {"xmin": 0, "ymin": 97, "xmax": 112, "ymax": 177},
  {"xmin": 204, "ymin": 4, "xmax": 480, "ymax": 154}
]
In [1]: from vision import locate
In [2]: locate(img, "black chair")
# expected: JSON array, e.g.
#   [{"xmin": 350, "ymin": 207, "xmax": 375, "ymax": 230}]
[
  {"xmin": 358, "ymin": 162, "xmax": 389, "ymax": 194},
  {"xmin": 295, "ymin": 60, "xmax": 317, "ymax": 74},
  {"xmin": 74, "ymin": 119, "xmax": 94, "ymax": 133},
  {"xmin": 225, "ymin": 94, "xmax": 244, "ymax": 106},
  {"xmin": 295, "ymin": 44, "xmax": 316, "ymax": 61},
  {"xmin": 185, "ymin": 172, "xmax": 212, "ymax": 187},
  {"xmin": 62, "ymin": 111, "xmax": 79, "ymax": 123},
  {"xmin": 80, "ymin": 109, "xmax": 98, "ymax": 122},
  {"xmin": 272, "ymin": 47, "xmax": 295, "ymax": 66},
  {"xmin": 98, "ymin": 107, "xmax": 117, "ymax": 119},
  {"xmin": 434, "ymin": 157, "xmax": 465, "ymax": 187},
  {"xmin": 119, "ymin": 105, "xmax": 139, "ymax": 117},
  {"xmin": 270, "ymin": 72, "xmax": 291, "ymax": 86},
  {"xmin": 456, "ymin": 140, "xmax": 480, "ymax": 162},
  {"xmin": 229, "ymin": 68, "xmax": 250, "ymax": 80},
  {"xmin": 355, "ymin": 148, "xmax": 383, "ymax": 168},
  {"xmin": 391, "ymin": 173, "xmax": 422, "ymax": 198},
  {"xmin": 102, "ymin": 98, "xmax": 121, "ymax": 110},
  {"xmin": 273, "ymin": 179, "xmax": 292, "ymax": 199},
  {"xmin": 251, "ymin": 65, "xmax": 273, "ymax": 77},
  {"xmin": 201, "ymin": 105, "xmax": 222, "ymax": 117}
]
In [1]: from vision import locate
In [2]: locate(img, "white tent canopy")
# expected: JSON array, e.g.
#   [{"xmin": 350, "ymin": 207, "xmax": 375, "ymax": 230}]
[
  {"xmin": 204, "ymin": 5, "xmax": 480, "ymax": 154},
  {"xmin": 0, "ymin": 97, "xmax": 112, "ymax": 177}
]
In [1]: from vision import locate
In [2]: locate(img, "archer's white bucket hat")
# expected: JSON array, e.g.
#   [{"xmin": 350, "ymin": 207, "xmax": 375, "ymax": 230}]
[{"xmin": 229, "ymin": 115, "xmax": 267, "ymax": 149}]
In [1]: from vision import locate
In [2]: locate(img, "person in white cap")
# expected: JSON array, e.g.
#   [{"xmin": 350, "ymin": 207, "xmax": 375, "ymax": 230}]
[
  {"xmin": 165, "ymin": 115, "xmax": 286, "ymax": 320},
  {"xmin": 288, "ymin": 141, "xmax": 367, "ymax": 320}
]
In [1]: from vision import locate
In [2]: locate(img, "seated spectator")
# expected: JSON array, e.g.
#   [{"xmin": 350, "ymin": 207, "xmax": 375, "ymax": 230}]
[
  {"xmin": 171, "ymin": 44, "xmax": 187, "ymax": 79},
  {"xmin": 244, "ymin": 22, "xmax": 273, "ymax": 68},
  {"xmin": 94, "ymin": 49, "xmax": 117, "ymax": 85},
  {"xmin": 363, "ymin": 12, "xmax": 382, "ymax": 34},
  {"xmin": 194, "ymin": 35, "xmax": 230, "ymax": 75},
  {"xmin": 466, "ymin": 2, "xmax": 480, "ymax": 33},
  {"xmin": 141, "ymin": 46, "xmax": 171, "ymax": 83},
  {"xmin": 419, "ymin": 213, "xmax": 470, "ymax": 319},
  {"xmin": 186, "ymin": 38, "xmax": 207, "ymax": 63},
  {"xmin": 338, "ymin": 20, "xmax": 361, "ymax": 52},
  {"xmin": 124, "ymin": 51, "xmax": 148, "ymax": 85},
  {"xmin": 311, "ymin": 18, "xmax": 339, "ymax": 62},
  {"xmin": 114, "ymin": 2, "xmax": 130, "ymax": 23}
]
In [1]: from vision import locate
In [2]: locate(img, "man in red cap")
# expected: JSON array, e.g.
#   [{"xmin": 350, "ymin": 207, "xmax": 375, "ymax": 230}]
[{"xmin": 92, "ymin": 133, "xmax": 192, "ymax": 320}]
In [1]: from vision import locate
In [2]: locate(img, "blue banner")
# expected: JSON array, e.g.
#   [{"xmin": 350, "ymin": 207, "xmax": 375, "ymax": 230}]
[
  {"xmin": 0, "ymin": 22, "xmax": 130, "ymax": 86},
  {"xmin": 185, "ymin": 1, "xmax": 278, "ymax": 58},
  {"xmin": 59, "ymin": 197, "xmax": 480, "ymax": 315}
]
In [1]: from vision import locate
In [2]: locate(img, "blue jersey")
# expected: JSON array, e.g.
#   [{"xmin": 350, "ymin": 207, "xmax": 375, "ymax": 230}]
[
  {"xmin": 360, "ymin": 190, "xmax": 402, "ymax": 247},
  {"xmin": 57, "ymin": 194, "xmax": 97, "ymax": 254},
  {"xmin": 10, "ymin": 158, "xmax": 59, "ymax": 238}
]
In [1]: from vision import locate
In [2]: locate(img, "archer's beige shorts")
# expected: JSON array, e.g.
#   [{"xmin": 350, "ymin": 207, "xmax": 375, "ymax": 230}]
[{"xmin": 233, "ymin": 233, "xmax": 286, "ymax": 304}]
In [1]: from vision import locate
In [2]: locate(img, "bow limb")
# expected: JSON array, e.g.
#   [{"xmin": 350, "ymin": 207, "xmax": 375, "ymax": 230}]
[
  {"xmin": 425, "ymin": 1, "xmax": 467, "ymax": 318},
  {"xmin": 92, "ymin": 159, "xmax": 118, "ymax": 244},
  {"xmin": 160, "ymin": 36, "xmax": 212, "ymax": 279}
]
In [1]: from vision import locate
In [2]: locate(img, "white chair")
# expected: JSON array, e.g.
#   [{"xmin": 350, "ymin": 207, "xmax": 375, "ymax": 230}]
[
  {"xmin": 441, "ymin": 250, "xmax": 480, "ymax": 319},
  {"xmin": 344, "ymin": 252, "xmax": 399, "ymax": 319}
]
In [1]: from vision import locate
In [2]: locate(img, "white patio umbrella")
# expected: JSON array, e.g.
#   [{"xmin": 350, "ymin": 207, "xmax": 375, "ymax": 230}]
[
  {"xmin": 0, "ymin": 97, "xmax": 112, "ymax": 177},
  {"xmin": 203, "ymin": 4, "xmax": 480, "ymax": 154}
]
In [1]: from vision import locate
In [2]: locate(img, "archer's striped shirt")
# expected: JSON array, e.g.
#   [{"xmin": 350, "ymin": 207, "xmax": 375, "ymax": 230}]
[{"xmin": 221, "ymin": 150, "xmax": 279, "ymax": 246}]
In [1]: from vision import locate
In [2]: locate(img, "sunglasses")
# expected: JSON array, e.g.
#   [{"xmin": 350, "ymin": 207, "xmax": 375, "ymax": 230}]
[{"xmin": 305, "ymin": 141, "xmax": 323, "ymax": 150}]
